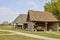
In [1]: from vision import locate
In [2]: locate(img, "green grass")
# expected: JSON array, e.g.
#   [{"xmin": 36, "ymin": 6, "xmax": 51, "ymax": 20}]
[
  {"xmin": 0, "ymin": 35, "xmax": 42, "ymax": 40},
  {"xmin": 30, "ymin": 32, "xmax": 60, "ymax": 39},
  {"xmin": 0, "ymin": 31, "xmax": 11, "ymax": 34},
  {"xmin": 0, "ymin": 25, "xmax": 14, "ymax": 30},
  {"xmin": 16, "ymin": 30, "xmax": 60, "ymax": 39},
  {"xmin": 0, "ymin": 25, "xmax": 60, "ymax": 39}
]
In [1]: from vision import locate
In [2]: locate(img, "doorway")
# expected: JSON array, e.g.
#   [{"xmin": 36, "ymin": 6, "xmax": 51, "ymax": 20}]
[{"xmin": 23, "ymin": 23, "xmax": 28, "ymax": 30}]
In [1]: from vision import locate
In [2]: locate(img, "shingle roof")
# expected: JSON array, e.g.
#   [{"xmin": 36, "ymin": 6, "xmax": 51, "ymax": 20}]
[
  {"xmin": 13, "ymin": 14, "xmax": 27, "ymax": 24},
  {"xmin": 28, "ymin": 10, "xmax": 58, "ymax": 22}
]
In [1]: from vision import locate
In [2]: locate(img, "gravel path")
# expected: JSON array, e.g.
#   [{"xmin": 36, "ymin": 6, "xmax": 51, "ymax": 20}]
[{"xmin": 0, "ymin": 30, "xmax": 60, "ymax": 40}]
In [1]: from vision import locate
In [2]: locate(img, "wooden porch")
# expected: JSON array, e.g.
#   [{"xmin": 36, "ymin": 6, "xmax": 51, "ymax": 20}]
[{"xmin": 28, "ymin": 22, "xmax": 59, "ymax": 32}]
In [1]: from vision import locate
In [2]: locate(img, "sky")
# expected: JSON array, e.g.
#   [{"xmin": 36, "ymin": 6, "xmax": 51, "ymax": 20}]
[{"xmin": 0, "ymin": 0, "xmax": 50, "ymax": 23}]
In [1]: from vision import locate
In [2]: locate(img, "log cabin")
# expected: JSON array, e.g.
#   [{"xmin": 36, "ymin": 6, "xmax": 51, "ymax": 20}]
[{"xmin": 27, "ymin": 10, "xmax": 59, "ymax": 32}]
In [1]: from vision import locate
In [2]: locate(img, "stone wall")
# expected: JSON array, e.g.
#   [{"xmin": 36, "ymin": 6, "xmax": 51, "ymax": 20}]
[{"xmin": 28, "ymin": 22, "xmax": 34, "ymax": 32}]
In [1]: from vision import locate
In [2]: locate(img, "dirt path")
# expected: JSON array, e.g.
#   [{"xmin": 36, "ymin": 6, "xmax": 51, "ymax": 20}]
[
  {"xmin": 0, "ymin": 30, "xmax": 60, "ymax": 40},
  {"xmin": 0, "ymin": 33, "xmax": 15, "ymax": 35}
]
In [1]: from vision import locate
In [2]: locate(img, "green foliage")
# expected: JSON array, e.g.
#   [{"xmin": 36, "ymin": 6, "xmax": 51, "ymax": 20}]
[{"xmin": 44, "ymin": 0, "xmax": 60, "ymax": 20}]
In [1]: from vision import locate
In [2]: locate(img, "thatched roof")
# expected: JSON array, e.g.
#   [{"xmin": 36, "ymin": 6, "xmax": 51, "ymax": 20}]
[
  {"xmin": 27, "ymin": 10, "xmax": 58, "ymax": 22},
  {"xmin": 13, "ymin": 14, "xmax": 27, "ymax": 24}
]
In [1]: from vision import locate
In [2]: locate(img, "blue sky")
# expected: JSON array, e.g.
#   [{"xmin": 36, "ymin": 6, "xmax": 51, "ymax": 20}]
[{"xmin": 0, "ymin": 0, "xmax": 50, "ymax": 23}]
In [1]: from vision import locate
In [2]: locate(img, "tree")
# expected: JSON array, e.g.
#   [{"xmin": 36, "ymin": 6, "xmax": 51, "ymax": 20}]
[{"xmin": 44, "ymin": 0, "xmax": 60, "ymax": 20}]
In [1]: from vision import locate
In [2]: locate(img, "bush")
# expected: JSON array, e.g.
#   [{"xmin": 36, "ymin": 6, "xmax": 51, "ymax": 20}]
[{"xmin": 59, "ymin": 29, "xmax": 60, "ymax": 31}]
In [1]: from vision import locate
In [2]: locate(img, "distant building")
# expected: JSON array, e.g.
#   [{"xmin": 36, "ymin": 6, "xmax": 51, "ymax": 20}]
[{"xmin": 3, "ymin": 21, "xmax": 8, "ymax": 25}]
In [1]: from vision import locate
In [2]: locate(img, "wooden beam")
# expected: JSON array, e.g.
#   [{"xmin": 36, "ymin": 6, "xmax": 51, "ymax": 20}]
[
  {"xmin": 22, "ymin": 25, "xmax": 23, "ymax": 29},
  {"xmin": 57, "ymin": 22, "xmax": 59, "ymax": 32},
  {"xmin": 45, "ymin": 22, "xmax": 48, "ymax": 31}
]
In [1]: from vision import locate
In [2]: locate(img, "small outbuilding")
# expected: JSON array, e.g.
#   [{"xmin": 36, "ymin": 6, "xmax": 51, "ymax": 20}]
[
  {"xmin": 13, "ymin": 14, "xmax": 28, "ymax": 30},
  {"xmin": 27, "ymin": 10, "xmax": 59, "ymax": 32}
]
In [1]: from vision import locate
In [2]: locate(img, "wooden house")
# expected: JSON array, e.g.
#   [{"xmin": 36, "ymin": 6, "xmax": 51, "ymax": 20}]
[
  {"xmin": 13, "ymin": 14, "xmax": 28, "ymax": 30},
  {"xmin": 27, "ymin": 10, "xmax": 59, "ymax": 32}
]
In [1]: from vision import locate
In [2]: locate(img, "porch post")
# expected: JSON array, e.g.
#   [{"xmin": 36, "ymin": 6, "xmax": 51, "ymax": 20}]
[
  {"xmin": 57, "ymin": 22, "xmax": 59, "ymax": 32},
  {"xmin": 13, "ymin": 23, "xmax": 16, "ymax": 29},
  {"xmin": 22, "ymin": 24, "xmax": 23, "ymax": 29},
  {"xmin": 45, "ymin": 22, "xmax": 48, "ymax": 31}
]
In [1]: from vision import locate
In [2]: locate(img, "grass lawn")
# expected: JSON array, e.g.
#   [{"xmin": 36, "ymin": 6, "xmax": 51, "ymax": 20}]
[
  {"xmin": 0, "ymin": 35, "xmax": 42, "ymax": 40},
  {"xmin": 0, "ymin": 25, "xmax": 13, "ymax": 30},
  {"xmin": 17, "ymin": 30, "xmax": 60, "ymax": 39},
  {"xmin": 0, "ymin": 25, "xmax": 60, "ymax": 39},
  {"xmin": 30, "ymin": 32, "xmax": 60, "ymax": 39},
  {"xmin": 0, "ymin": 31, "xmax": 11, "ymax": 34}
]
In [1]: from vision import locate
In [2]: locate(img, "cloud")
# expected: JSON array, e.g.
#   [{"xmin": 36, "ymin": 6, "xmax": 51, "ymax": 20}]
[
  {"xmin": 0, "ymin": 7, "xmax": 19, "ymax": 23},
  {"xmin": 28, "ymin": 1, "xmax": 39, "ymax": 10},
  {"xmin": 0, "ymin": 7, "xmax": 15, "ymax": 15}
]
